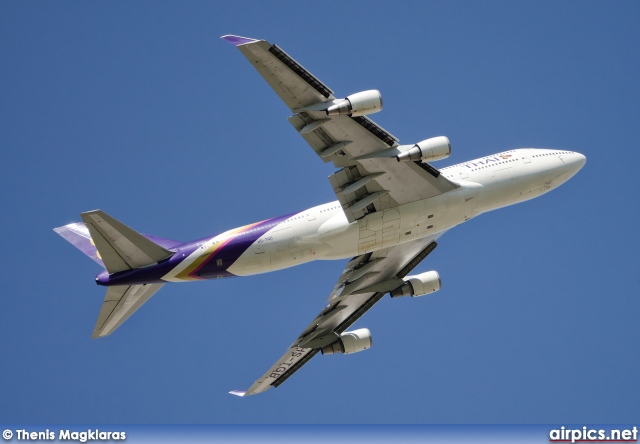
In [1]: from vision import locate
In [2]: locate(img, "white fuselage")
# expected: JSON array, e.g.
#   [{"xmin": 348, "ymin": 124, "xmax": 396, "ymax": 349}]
[{"xmin": 204, "ymin": 149, "xmax": 585, "ymax": 278}]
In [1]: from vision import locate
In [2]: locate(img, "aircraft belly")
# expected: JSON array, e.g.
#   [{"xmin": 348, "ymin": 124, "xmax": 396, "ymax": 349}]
[
  {"xmin": 184, "ymin": 185, "xmax": 485, "ymax": 279},
  {"xmin": 229, "ymin": 251, "xmax": 272, "ymax": 276},
  {"xmin": 268, "ymin": 246, "xmax": 314, "ymax": 272},
  {"xmin": 354, "ymin": 189, "xmax": 477, "ymax": 255},
  {"xmin": 316, "ymin": 214, "xmax": 360, "ymax": 260}
]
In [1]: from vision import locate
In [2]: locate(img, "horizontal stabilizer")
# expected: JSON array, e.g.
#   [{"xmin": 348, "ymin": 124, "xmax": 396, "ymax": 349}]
[
  {"xmin": 55, "ymin": 221, "xmax": 183, "ymax": 269},
  {"xmin": 81, "ymin": 210, "xmax": 173, "ymax": 274},
  {"xmin": 93, "ymin": 283, "xmax": 164, "ymax": 338}
]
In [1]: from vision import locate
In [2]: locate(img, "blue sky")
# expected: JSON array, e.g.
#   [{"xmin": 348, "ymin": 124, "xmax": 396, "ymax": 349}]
[{"xmin": 1, "ymin": 1, "xmax": 639, "ymax": 424}]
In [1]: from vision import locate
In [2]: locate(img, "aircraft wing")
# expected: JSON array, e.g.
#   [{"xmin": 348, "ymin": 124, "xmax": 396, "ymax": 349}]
[
  {"xmin": 230, "ymin": 234, "xmax": 441, "ymax": 396},
  {"xmin": 222, "ymin": 35, "xmax": 459, "ymax": 223}
]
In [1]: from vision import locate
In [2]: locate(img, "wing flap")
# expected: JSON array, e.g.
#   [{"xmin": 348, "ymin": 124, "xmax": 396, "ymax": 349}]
[
  {"xmin": 233, "ymin": 39, "xmax": 334, "ymax": 110},
  {"xmin": 288, "ymin": 112, "xmax": 398, "ymax": 164}
]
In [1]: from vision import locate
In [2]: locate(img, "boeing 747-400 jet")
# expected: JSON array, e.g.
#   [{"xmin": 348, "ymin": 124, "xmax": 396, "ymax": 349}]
[{"xmin": 54, "ymin": 35, "xmax": 586, "ymax": 396}]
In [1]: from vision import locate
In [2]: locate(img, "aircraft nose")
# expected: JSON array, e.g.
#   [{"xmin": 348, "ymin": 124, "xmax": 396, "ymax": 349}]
[
  {"xmin": 570, "ymin": 152, "xmax": 586, "ymax": 171},
  {"xmin": 559, "ymin": 151, "xmax": 586, "ymax": 179}
]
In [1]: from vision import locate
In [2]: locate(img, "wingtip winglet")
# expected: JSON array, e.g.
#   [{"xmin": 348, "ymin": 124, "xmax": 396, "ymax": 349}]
[
  {"xmin": 229, "ymin": 390, "xmax": 246, "ymax": 397},
  {"xmin": 220, "ymin": 35, "xmax": 259, "ymax": 46}
]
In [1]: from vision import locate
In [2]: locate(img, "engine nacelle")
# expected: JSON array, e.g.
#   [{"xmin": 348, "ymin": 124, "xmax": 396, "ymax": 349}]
[
  {"xmin": 396, "ymin": 136, "xmax": 451, "ymax": 162},
  {"xmin": 321, "ymin": 328, "xmax": 372, "ymax": 355},
  {"xmin": 390, "ymin": 271, "xmax": 441, "ymax": 298},
  {"xmin": 326, "ymin": 90, "xmax": 383, "ymax": 117}
]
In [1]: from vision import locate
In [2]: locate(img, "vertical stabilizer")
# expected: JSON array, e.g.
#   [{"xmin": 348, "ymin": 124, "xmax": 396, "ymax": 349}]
[{"xmin": 54, "ymin": 222, "xmax": 105, "ymax": 268}]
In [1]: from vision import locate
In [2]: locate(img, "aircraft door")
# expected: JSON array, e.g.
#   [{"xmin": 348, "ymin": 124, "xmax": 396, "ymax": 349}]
[{"xmin": 522, "ymin": 154, "xmax": 531, "ymax": 164}]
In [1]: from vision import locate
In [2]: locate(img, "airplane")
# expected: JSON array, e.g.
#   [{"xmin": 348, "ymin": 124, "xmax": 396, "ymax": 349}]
[{"xmin": 54, "ymin": 35, "xmax": 586, "ymax": 397}]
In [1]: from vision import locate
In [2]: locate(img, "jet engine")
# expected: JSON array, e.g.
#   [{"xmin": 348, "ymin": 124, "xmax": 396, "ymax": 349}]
[
  {"xmin": 321, "ymin": 328, "xmax": 372, "ymax": 355},
  {"xmin": 390, "ymin": 271, "xmax": 441, "ymax": 298},
  {"xmin": 326, "ymin": 90, "xmax": 383, "ymax": 117},
  {"xmin": 396, "ymin": 136, "xmax": 451, "ymax": 162}
]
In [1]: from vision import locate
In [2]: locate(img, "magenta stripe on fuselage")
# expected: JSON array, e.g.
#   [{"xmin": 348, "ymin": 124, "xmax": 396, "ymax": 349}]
[
  {"xmin": 191, "ymin": 213, "xmax": 296, "ymax": 280},
  {"xmin": 96, "ymin": 212, "xmax": 298, "ymax": 286}
]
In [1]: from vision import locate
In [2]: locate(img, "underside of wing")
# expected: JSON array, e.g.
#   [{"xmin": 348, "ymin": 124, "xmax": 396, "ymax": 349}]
[
  {"xmin": 231, "ymin": 234, "xmax": 443, "ymax": 396},
  {"xmin": 222, "ymin": 35, "xmax": 459, "ymax": 223},
  {"xmin": 230, "ymin": 347, "xmax": 318, "ymax": 397},
  {"xmin": 222, "ymin": 35, "xmax": 335, "ymax": 109}
]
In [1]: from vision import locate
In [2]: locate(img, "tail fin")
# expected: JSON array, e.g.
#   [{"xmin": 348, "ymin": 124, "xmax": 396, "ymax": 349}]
[
  {"xmin": 54, "ymin": 222, "xmax": 106, "ymax": 268},
  {"xmin": 79, "ymin": 210, "xmax": 173, "ymax": 274}
]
